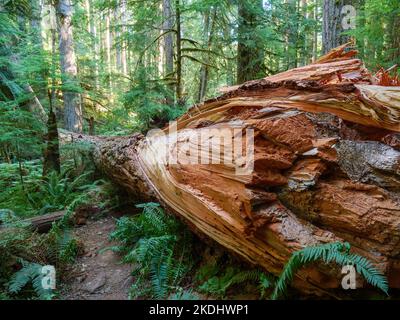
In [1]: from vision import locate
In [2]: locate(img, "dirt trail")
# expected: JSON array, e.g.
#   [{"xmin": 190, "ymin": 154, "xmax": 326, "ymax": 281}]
[{"xmin": 60, "ymin": 216, "xmax": 133, "ymax": 300}]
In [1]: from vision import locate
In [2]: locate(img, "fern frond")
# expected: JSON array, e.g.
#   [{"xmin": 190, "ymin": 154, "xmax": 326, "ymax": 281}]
[
  {"xmin": 8, "ymin": 260, "xmax": 53, "ymax": 300},
  {"xmin": 271, "ymin": 242, "xmax": 389, "ymax": 299}
]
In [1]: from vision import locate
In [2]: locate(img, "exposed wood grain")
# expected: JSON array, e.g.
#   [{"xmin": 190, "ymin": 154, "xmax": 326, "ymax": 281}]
[{"xmin": 69, "ymin": 44, "xmax": 400, "ymax": 296}]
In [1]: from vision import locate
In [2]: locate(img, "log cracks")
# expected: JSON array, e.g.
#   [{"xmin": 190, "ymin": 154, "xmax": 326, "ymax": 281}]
[{"xmin": 67, "ymin": 44, "xmax": 400, "ymax": 296}]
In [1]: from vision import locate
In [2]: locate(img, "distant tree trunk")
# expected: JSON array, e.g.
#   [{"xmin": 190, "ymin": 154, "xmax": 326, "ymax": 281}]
[
  {"xmin": 237, "ymin": 0, "xmax": 265, "ymax": 83},
  {"xmin": 86, "ymin": 0, "xmax": 100, "ymax": 89},
  {"xmin": 105, "ymin": 8, "xmax": 112, "ymax": 92},
  {"xmin": 88, "ymin": 116, "xmax": 95, "ymax": 135},
  {"xmin": 355, "ymin": 0, "xmax": 365, "ymax": 58},
  {"xmin": 50, "ymin": 26, "xmax": 57, "ymax": 112},
  {"xmin": 197, "ymin": 9, "xmax": 210, "ymax": 103},
  {"xmin": 322, "ymin": 0, "xmax": 355, "ymax": 54},
  {"xmin": 197, "ymin": 7, "xmax": 217, "ymax": 102},
  {"xmin": 312, "ymin": 0, "xmax": 319, "ymax": 61},
  {"xmin": 114, "ymin": 7, "xmax": 121, "ymax": 72},
  {"xmin": 301, "ymin": 0, "xmax": 311, "ymax": 66},
  {"xmin": 175, "ymin": 0, "xmax": 183, "ymax": 103},
  {"xmin": 322, "ymin": 0, "xmax": 341, "ymax": 53},
  {"xmin": 30, "ymin": 0, "xmax": 43, "ymax": 49},
  {"xmin": 224, "ymin": 19, "xmax": 235, "ymax": 86},
  {"xmin": 23, "ymin": 84, "xmax": 48, "ymax": 123},
  {"xmin": 121, "ymin": 0, "xmax": 128, "ymax": 75},
  {"xmin": 388, "ymin": 2, "xmax": 400, "ymax": 64},
  {"xmin": 286, "ymin": 0, "xmax": 299, "ymax": 69},
  {"xmin": 55, "ymin": 0, "xmax": 83, "ymax": 133},
  {"xmin": 43, "ymin": 91, "xmax": 61, "ymax": 176},
  {"xmin": 162, "ymin": 0, "xmax": 174, "ymax": 105},
  {"xmin": 44, "ymin": 20, "xmax": 61, "ymax": 179}
]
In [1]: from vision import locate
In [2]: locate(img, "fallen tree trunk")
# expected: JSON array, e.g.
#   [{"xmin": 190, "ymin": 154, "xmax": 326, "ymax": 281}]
[
  {"xmin": 25, "ymin": 210, "xmax": 66, "ymax": 233},
  {"xmin": 0, "ymin": 211, "xmax": 66, "ymax": 234},
  {"xmin": 67, "ymin": 44, "xmax": 400, "ymax": 297}
]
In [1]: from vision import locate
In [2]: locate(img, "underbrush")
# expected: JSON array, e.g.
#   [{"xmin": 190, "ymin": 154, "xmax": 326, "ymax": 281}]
[
  {"xmin": 0, "ymin": 211, "xmax": 81, "ymax": 299},
  {"xmin": 0, "ymin": 151, "xmax": 117, "ymax": 300},
  {"xmin": 111, "ymin": 202, "xmax": 390, "ymax": 300},
  {"xmin": 0, "ymin": 160, "xmax": 107, "ymax": 218},
  {"xmin": 109, "ymin": 203, "xmax": 274, "ymax": 300}
]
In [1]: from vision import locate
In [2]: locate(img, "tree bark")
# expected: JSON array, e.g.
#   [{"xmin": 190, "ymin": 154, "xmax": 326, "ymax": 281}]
[
  {"xmin": 43, "ymin": 89, "xmax": 61, "ymax": 176},
  {"xmin": 197, "ymin": 7, "xmax": 217, "ymax": 102},
  {"xmin": 162, "ymin": 0, "xmax": 175, "ymax": 105},
  {"xmin": 0, "ymin": 211, "xmax": 66, "ymax": 234},
  {"xmin": 67, "ymin": 45, "xmax": 400, "ymax": 296},
  {"xmin": 175, "ymin": 0, "xmax": 182, "ymax": 103},
  {"xmin": 237, "ymin": 0, "xmax": 266, "ymax": 84},
  {"xmin": 322, "ymin": 0, "xmax": 355, "ymax": 54},
  {"xmin": 55, "ymin": 0, "xmax": 83, "ymax": 133}
]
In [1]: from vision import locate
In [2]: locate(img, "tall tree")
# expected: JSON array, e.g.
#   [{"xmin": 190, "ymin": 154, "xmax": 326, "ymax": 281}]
[
  {"xmin": 387, "ymin": 0, "xmax": 400, "ymax": 63},
  {"xmin": 237, "ymin": 0, "xmax": 266, "ymax": 83},
  {"xmin": 30, "ymin": 0, "xmax": 43, "ymax": 48},
  {"xmin": 162, "ymin": 0, "xmax": 174, "ymax": 104},
  {"xmin": 55, "ymin": 0, "xmax": 83, "ymax": 132},
  {"xmin": 197, "ymin": 6, "xmax": 217, "ymax": 102},
  {"xmin": 322, "ymin": 0, "xmax": 357, "ymax": 53},
  {"xmin": 175, "ymin": 0, "xmax": 182, "ymax": 103}
]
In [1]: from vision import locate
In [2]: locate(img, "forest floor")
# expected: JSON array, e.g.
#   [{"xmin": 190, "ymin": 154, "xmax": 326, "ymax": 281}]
[{"xmin": 59, "ymin": 215, "xmax": 133, "ymax": 300}]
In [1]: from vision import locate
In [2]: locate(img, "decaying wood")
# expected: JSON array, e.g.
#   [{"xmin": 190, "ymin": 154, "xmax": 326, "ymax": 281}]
[
  {"xmin": 26, "ymin": 210, "xmax": 66, "ymax": 233},
  {"xmin": 217, "ymin": 43, "xmax": 400, "ymax": 132},
  {"xmin": 69, "ymin": 44, "xmax": 400, "ymax": 296},
  {"xmin": 0, "ymin": 211, "xmax": 66, "ymax": 234}
]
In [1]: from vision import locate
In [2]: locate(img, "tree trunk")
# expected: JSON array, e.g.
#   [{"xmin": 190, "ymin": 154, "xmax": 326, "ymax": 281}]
[
  {"xmin": 121, "ymin": 0, "xmax": 128, "ymax": 76},
  {"xmin": 162, "ymin": 0, "xmax": 175, "ymax": 105},
  {"xmin": 30, "ymin": 0, "xmax": 44, "ymax": 51},
  {"xmin": 388, "ymin": 2, "xmax": 400, "ymax": 64},
  {"xmin": 237, "ymin": 0, "xmax": 266, "ymax": 84},
  {"xmin": 67, "ymin": 45, "xmax": 400, "ymax": 296},
  {"xmin": 197, "ymin": 7, "xmax": 217, "ymax": 102},
  {"xmin": 86, "ymin": 0, "xmax": 100, "ymax": 89},
  {"xmin": 55, "ymin": 0, "xmax": 83, "ymax": 133},
  {"xmin": 312, "ymin": 0, "xmax": 319, "ymax": 62},
  {"xmin": 0, "ymin": 211, "xmax": 66, "ymax": 234},
  {"xmin": 322, "ymin": 0, "xmax": 354, "ymax": 54},
  {"xmin": 106, "ymin": 8, "xmax": 112, "ymax": 93},
  {"xmin": 43, "ymin": 91, "xmax": 60, "ymax": 176},
  {"xmin": 175, "ymin": 0, "xmax": 183, "ymax": 103}
]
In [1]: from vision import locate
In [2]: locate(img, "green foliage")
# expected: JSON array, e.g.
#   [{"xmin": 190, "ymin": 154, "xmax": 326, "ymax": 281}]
[
  {"xmin": 0, "ymin": 210, "xmax": 78, "ymax": 299},
  {"xmin": 271, "ymin": 242, "xmax": 389, "ymax": 300},
  {"xmin": 122, "ymin": 65, "xmax": 184, "ymax": 132},
  {"xmin": 8, "ymin": 260, "xmax": 54, "ymax": 300},
  {"xmin": 109, "ymin": 202, "xmax": 194, "ymax": 299},
  {"xmin": 0, "ymin": 161, "xmax": 104, "ymax": 217},
  {"xmin": 169, "ymin": 288, "xmax": 201, "ymax": 300},
  {"xmin": 349, "ymin": 0, "xmax": 400, "ymax": 72},
  {"xmin": 0, "ymin": 3, "xmax": 46, "ymax": 162},
  {"xmin": 197, "ymin": 262, "xmax": 273, "ymax": 299}
]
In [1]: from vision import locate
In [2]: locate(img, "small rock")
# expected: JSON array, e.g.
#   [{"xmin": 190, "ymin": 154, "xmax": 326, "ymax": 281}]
[{"xmin": 83, "ymin": 273, "xmax": 107, "ymax": 293}]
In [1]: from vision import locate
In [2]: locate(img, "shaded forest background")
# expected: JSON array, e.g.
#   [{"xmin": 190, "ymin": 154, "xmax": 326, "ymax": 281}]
[{"xmin": 2, "ymin": 0, "xmax": 400, "ymax": 144}]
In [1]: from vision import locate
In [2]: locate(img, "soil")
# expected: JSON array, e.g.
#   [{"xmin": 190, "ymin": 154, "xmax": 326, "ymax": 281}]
[{"xmin": 59, "ymin": 215, "xmax": 133, "ymax": 300}]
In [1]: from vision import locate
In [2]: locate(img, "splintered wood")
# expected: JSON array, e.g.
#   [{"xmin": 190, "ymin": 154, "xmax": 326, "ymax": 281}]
[{"xmin": 76, "ymin": 44, "xmax": 400, "ymax": 296}]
